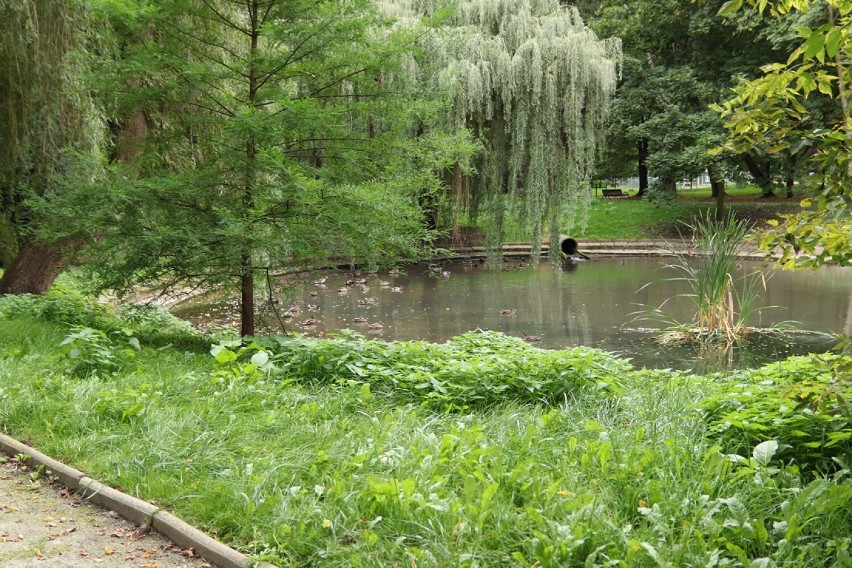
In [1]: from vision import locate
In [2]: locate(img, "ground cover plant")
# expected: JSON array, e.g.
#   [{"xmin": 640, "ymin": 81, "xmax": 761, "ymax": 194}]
[{"xmin": 0, "ymin": 291, "xmax": 850, "ymax": 566}]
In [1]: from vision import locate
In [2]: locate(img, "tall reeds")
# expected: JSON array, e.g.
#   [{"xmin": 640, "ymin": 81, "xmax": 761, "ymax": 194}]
[{"xmin": 657, "ymin": 211, "xmax": 767, "ymax": 342}]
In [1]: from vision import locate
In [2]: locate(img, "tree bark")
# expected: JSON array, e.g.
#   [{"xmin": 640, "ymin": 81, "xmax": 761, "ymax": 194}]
[
  {"xmin": 0, "ymin": 240, "xmax": 73, "ymax": 294},
  {"xmin": 637, "ymin": 138, "xmax": 649, "ymax": 197},
  {"xmin": 240, "ymin": 0, "xmax": 260, "ymax": 338},
  {"xmin": 742, "ymin": 153, "xmax": 774, "ymax": 198},
  {"xmin": 708, "ymin": 166, "xmax": 725, "ymax": 220}
]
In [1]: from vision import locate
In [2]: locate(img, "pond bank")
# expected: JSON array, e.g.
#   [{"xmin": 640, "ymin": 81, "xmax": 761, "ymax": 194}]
[{"xmin": 436, "ymin": 238, "xmax": 765, "ymax": 261}]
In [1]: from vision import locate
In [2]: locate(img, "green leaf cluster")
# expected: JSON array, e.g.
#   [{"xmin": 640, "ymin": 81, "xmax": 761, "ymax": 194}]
[{"xmin": 715, "ymin": 0, "xmax": 852, "ymax": 266}]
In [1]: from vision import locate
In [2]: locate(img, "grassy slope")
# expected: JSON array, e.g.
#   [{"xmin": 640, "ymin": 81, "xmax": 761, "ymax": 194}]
[{"xmin": 1, "ymin": 316, "xmax": 849, "ymax": 567}]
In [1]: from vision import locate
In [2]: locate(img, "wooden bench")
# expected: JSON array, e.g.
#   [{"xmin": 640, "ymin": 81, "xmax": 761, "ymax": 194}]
[{"xmin": 601, "ymin": 188, "xmax": 628, "ymax": 198}]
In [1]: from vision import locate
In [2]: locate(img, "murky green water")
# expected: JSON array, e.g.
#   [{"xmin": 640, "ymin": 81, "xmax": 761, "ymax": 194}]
[{"xmin": 174, "ymin": 257, "xmax": 851, "ymax": 371}]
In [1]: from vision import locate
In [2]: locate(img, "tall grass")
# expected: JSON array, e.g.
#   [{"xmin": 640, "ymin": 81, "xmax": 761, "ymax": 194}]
[
  {"xmin": 654, "ymin": 212, "xmax": 767, "ymax": 342},
  {"xmin": 1, "ymin": 290, "xmax": 850, "ymax": 566}
]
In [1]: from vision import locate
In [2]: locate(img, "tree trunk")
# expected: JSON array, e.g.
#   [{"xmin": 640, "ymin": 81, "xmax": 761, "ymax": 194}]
[
  {"xmin": 0, "ymin": 240, "xmax": 72, "ymax": 294},
  {"xmin": 742, "ymin": 153, "xmax": 774, "ymax": 198},
  {"xmin": 241, "ymin": 252, "xmax": 255, "ymax": 338},
  {"xmin": 661, "ymin": 178, "xmax": 677, "ymax": 195},
  {"xmin": 2, "ymin": 100, "xmax": 148, "ymax": 294},
  {"xmin": 637, "ymin": 138, "xmax": 649, "ymax": 197},
  {"xmin": 240, "ymin": 0, "xmax": 260, "ymax": 338},
  {"xmin": 708, "ymin": 166, "xmax": 725, "ymax": 221},
  {"xmin": 786, "ymin": 177, "xmax": 794, "ymax": 198}
]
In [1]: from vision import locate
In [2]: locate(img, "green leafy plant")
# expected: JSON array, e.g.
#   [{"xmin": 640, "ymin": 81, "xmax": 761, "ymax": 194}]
[
  {"xmin": 93, "ymin": 384, "xmax": 161, "ymax": 423},
  {"xmin": 259, "ymin": 330, "xmax": 628, "ymax": 411},
  {"xmin": 59, "ymin": 326, "xmax": 140, "ymax": 377},
  {"xmin": 699, "ymin": 354, "xmax": 852, "ymax": 473}
]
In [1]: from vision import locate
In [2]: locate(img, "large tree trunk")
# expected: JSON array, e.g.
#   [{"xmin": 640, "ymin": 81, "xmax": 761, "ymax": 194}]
[
  {"xmin": 0, "ymin": 241, "xmax": 71, "ymax": 294},
  {"xmin": 637, "ymin": 138, "xmax": 649, "ymax": 197},
  {"xmin": 1, "ymin": 111, "xmax": 148, "ymax": 295}
]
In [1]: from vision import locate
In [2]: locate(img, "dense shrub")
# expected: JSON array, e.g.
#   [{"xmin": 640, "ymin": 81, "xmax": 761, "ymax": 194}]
[
  {"xmin": 0, "ymin": 290, "xmax": 113, "ymax": 329},
  {"xmin": 698, "ymin": 354, "xmax": 852, "ymax": 474},
  {"xmin": 248, "ymin": 330, "xmax": 630, "ymax": 410}
]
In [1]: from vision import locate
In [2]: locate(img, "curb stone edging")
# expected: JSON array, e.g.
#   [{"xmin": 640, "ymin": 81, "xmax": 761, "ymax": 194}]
[{"xmin": 0, "ymin": 434, "xmax": 278, "ymax": 568}]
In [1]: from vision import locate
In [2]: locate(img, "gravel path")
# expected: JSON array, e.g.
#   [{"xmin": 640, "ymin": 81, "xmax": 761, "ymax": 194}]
[{"xmin": 0, "ymin": 455, "xmax": 210, "ymax": 568}]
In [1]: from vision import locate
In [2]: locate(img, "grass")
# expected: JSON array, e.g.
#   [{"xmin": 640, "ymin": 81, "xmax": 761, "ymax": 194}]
[
  {"xmin": 1, "ymin": 292, "xmax": 850, "ymax": 566},
  {"xmin": 488, "ymin": 185, "xmax": 800, "ymax": 242}
]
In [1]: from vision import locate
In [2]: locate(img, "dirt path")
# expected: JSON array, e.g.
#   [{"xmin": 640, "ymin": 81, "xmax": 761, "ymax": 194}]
[{"xmin": 0, "ymin": 456, "xmax": 210, "ymax": 568}]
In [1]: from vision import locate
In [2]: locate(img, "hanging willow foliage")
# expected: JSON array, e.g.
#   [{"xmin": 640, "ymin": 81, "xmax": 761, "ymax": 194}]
[
  {"xmin": 0, "ymin": 0, "xmax": 104, "ymax": 240},
  {"xmin": 379, "ymin": 0, "xmax": 621, "ymax": 263}
]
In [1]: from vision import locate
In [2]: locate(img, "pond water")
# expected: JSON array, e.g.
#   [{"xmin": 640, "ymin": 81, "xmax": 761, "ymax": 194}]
[{"xmin": 174, "ymin": 258, "xmax": 851, "ymax": 372}]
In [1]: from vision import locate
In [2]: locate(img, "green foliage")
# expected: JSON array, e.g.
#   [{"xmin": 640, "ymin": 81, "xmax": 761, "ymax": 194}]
[
  {"xmin": 59, "ymin": 326, "xmax": 140, "ymax": 377},
  {"xmin": 1, "ymin": 313, "xmax": 850, "ymax": 566},
  {"xmin": 252, "ymin": 330, "xmax": 629, "ymax": 410},
  {"xmin": 584, "ymin": 0, "xmax": 791, "ymax": 200},
  {"xmin": 715, "ymin": 0, "xmax": 852, "ymax": 267},
  {"xmin": 0, "ymin": 276, "xmax": 204, "ymax": 349},
  {"xmin": 385, "ymin": 0, "xmax": 620, "ymax": 263},
  {"xmin": 93, "ymin": 383, "xmax": 160, "ymax": 423},
  {"xmin": 700, "ymin": 354, "xmax": 852, "ymax": 473},
  {"xmin": 0, "ymin": 291, "xmax": 113, "ymax": 329},
  {"xmin": 115, "ymin": 304, "xmax": 199, "ymax": 344},
  {"xmin": 0, "ymin": 0, "xmax": 105, "ymax": 258},
  {"xmin": 23, "ymin": 0, "xmax": 467, "ymax": 336}
]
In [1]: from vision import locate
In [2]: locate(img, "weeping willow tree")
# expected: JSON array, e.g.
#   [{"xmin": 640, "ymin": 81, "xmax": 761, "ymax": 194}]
[
  {"xmin": 380, "ymin": 0, "xmax": 621, "ymax": 263},
  {"xmin": 0, "ymin": 0, "xmax": 105, "ymax": 292}
]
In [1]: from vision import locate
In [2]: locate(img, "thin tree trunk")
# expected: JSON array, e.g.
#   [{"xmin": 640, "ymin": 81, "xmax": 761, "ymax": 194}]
[
  {"xmin": 241, "ymin": 251, "xmax": 255, "ymax": 338},
  {"xmin": 240, "ymin": 0, "xmax": 260, "ymax": 337},
  {"xmin": 637, "ymin": 138, "xmax": 649, "ymax": 197},
  {"xmin": 709, "ymin": 166, "xmax": 725, "ymax": 220}
]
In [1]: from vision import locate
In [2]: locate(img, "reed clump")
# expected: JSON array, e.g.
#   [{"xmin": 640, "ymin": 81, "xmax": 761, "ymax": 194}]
[{"xmin": 649, "ymin": 211, "xmax": 767, "ymax": 343}]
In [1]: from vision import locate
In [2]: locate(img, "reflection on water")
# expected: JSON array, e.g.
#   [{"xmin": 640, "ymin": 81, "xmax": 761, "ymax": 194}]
[{"xmin": 174, "ymin": 258, "xmax": 851, "ymax": 371}]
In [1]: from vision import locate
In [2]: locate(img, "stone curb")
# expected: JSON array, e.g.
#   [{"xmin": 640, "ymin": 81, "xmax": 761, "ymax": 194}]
[{"xmin": 0, "ymin": 434, "xmax": 277, "ymax": 568}]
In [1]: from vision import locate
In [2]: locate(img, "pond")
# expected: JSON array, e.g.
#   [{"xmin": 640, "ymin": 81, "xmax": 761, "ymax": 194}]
[{"xmin": 173, "ymin": 257, "xmax": 851, "ymax": 372}]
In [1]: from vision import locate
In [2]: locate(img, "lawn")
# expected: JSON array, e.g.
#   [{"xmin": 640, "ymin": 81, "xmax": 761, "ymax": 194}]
[
  {"xmin": 489, "ymin": 186, "xmax": 802, "ymax": 242},
  {"xmin": 0, "ymin": 290, "xmax": 849, "ymax": 566}
]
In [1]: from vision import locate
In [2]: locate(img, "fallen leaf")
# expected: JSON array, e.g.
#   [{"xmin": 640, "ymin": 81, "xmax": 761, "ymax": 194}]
[{"xmin": 105, "ymin": 546, "xmax": 115, "ymax": 555}]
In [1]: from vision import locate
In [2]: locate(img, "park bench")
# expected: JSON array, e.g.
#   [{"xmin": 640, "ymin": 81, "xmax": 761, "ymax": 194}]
[{"xmin": 601, "ymin": 188, "xmax": 628, "ymax": 198}]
